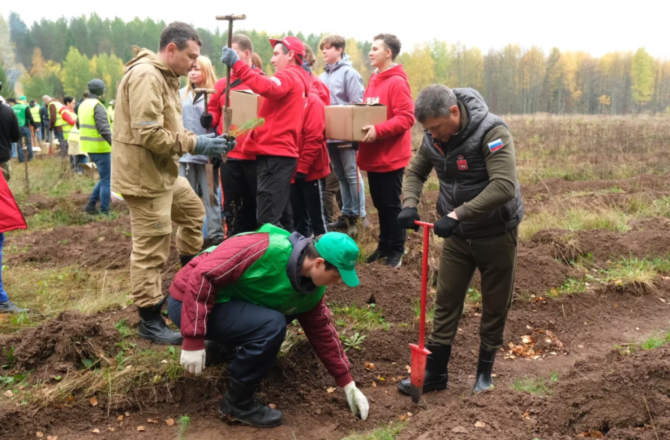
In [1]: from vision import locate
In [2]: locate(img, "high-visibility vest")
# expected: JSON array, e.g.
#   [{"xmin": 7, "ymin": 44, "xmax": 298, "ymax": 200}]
[
  {"xmin": 12, "ymin": 103, "xmax": 28, "ymax": 127},
  {"xmin": 48, "ymin": 101, "xmax": 65, "ymax": 127},
  {"xmin": 30, "ymin": 105, "xmax": 41, "ymax": 123},
  {"xmin": 78, "ymin": 98, "xmax": 111, "ymax": 153},
  {"xmin": 69, "ymin": 126, "xmax": 80, "ymax": 144},
  {"xmin": 107, "ymin": 105, "xmax": 114, "ymax": 131},
  {"xmin": 60, "ymin": 108, "xmax": 77, "ymax": 140}
]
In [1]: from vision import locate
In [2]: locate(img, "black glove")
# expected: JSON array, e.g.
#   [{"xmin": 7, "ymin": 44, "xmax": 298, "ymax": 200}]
[
  {"xmin": 200, "ymin": 113, "xmax": 214, "ymax": 129},
  {"xmin": 295, "ymin": 172, "xmax": 307, "ymax": 182},
  {"xmin": 434, "ymin": 215, "xmax": 460, "ymax": 238},
  {"xmin": 397, "ymin": 207, "xmax": 420, "ymax": 231}
]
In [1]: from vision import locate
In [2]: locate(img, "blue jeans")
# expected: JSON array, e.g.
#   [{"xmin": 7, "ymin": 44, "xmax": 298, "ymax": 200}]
[
  {"xmin": 0, "ymin": 233, "xmax": 8, "ymax": 303},
  {"xmin": 89, "ymin": 153, "xmax": 111, "ymax": 212},
  {"xmin": 327, "ymin": 144, "xmax": 366, "ymax": 218},
  {"xmin": 11, "ymin": 144, "xmax": 17, "ymax": 159},
  {"xmin": 17, "ymin": 127, "xmax": 33, "ymax": 163}
]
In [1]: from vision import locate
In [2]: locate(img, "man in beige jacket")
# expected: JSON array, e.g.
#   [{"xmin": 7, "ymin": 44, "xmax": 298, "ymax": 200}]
[{"xmin": 112, "ymin": 22, "xmax": 236, "ymax": 345}]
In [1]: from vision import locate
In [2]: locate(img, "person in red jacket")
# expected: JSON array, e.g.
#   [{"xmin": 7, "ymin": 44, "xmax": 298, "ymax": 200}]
[
  {"xmin": 359, "ymin": 34, "xmax": 415, "ymax": 268},
  {"xmin": 220, "ymin": 36, "xmax": 311, "ymax": 228},
  {"xmin": 168, "ymin": 224, "xmax": 369, "ymax": 427},
  {"xmin": 290, "ymin": 46, "xmax": 331, "ymax": 237},
  {"xmin": 202, "ymin": 35, "xmax": 261, "ymax": 236}
]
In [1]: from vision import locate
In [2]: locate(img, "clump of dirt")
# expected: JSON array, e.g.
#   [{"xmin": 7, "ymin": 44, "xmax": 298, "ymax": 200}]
[
  {"xmin": 522, "ymin": 174, "xmax": 670, "ymax": 201},
  {"xmin": 19, "ymin": 193, "xmax": 91, "ymax": 217},
  {"xmin": 5, "ymin": 217, "xmax": 133, "ymax": 269},
  {"xmin": 327, "ymin": 263, "xmax": 424, "ymax": 323},
  {"xmin": 514, "ymin": 245, "xmax": 573, "ymax": 295}
]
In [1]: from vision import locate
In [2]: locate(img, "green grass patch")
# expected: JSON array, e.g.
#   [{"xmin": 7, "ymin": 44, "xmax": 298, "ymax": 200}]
[
  {"xmin": 333, "ymin": 304, "xmax": 389, "ymax": 332},
  {"xmin": 615, "ymin": 330, "xmax": 670, "ymax": 355},
  {"xmin": 511, "ymin": 372, "xmax": 559, "ymax": 396},
  {"xmin": 413, "ymin": 299, "xmax": 435, "ymax": 323},
  {"xmin": 341, "ymin": 422, "xmax": 406, "ymax": 440},
  {"xmin": 8, "ymin": 157, "xmax": 96, "ymax": 201}
]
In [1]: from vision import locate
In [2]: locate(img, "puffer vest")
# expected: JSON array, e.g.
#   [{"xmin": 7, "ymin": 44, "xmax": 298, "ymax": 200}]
[{"xmin": 422, "ymin": 88, "xmax": 523, "ymax": 239}]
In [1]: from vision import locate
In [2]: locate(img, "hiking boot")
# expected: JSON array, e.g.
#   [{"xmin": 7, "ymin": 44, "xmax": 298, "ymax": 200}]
[
  {"xmin": 385, "ymin": 250, "xmax": 403, "ymax": 268},
  {"xmin": 138, "ymin": 298, "xmax": 183, "ymax": 345},
  {"xmin": 473, "ymin": 345, "xmax": 497, "ymax": 394},
  {"xmin": 327, "ymin": 215, "xmax": 348, "ymax": 230},
  {"xmin": 0, "ymin": 300, "xmax": 29, "ymax": 314},
  {"xmin": 398, "ymin": 343, "xmax": 451, "ymax": 395},
  {"xmin": 219, "ymin": 378, "xmax": 283, "ymax": 428},
  {"xmin": 180, "ymin": 254, "xmax": 196, "ymax": 268},
  {"xmin": 366, "ymin": 247, "xmax": 388, "ymax": 264},
  {"xmin": 84, "ymin": 201, "xmax": 99, "ymax": 215}
]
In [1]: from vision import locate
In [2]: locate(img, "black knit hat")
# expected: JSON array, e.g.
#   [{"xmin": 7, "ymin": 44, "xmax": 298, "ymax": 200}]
[{"xmin": 88, "ymin": 79, "xmax": 106, "ymax": 96}]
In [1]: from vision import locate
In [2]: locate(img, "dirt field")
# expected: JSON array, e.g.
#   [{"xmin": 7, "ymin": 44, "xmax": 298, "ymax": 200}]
[{"xmin": 1, "ymin": 115, "xmax": 670, "ymax": 439}]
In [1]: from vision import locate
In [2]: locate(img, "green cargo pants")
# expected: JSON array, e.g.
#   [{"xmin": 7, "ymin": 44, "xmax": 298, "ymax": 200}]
[{"xmin": 429, "ymin": 227, "xmax": 518, "ymax": 351}]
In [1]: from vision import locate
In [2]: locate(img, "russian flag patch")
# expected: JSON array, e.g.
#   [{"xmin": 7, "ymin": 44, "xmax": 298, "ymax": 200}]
[{"xmin": 488, "ymin": 139, "xmax": 504, "ymax": 153}]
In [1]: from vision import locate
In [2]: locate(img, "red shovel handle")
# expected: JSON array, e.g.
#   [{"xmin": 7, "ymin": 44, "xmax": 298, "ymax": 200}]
[{"xmin": 415, "ymin": 221, "xmax": 433, "ymax": 350}]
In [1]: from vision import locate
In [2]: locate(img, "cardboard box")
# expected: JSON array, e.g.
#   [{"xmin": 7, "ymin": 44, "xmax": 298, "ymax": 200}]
[
  {"xmin": 325, "ymin": 104, "xmax": 387, "ymax": 142},
  {"xmin": 230, "ymin": 90, "xmax": 264, "ymax": 127}
]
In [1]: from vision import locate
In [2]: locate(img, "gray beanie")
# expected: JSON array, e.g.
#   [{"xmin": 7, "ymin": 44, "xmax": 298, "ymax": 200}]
[{"xmin": 88, "ymin": 78, "xmax": 106, "ymax": 96}]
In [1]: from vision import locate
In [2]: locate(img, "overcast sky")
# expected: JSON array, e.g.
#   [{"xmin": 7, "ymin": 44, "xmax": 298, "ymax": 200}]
[{"xmin": 7, "ymin": 0, "xmax": 670, "ymax": 58}]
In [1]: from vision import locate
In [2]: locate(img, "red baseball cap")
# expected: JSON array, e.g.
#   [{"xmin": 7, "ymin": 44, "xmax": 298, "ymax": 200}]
[{"xmin": 269, "ymin": 36, "xmax": 305, "ymax": 59}]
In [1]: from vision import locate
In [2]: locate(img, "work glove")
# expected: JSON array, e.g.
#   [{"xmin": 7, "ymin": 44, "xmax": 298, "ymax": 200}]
[
  {"xmin": 397, "ymin": 207, "xmax": 421, "ymax": 231},
  {"xmin": 200, "ymin": 113, "xmax": 214, "ymax": 129},
  {"xmin": 194, "ymin": 133, "xmax": 237, "ymax": 157},
  {"xmin": 294, "ymin": 172, "xmax": 307, "ymax": 183},
  {"xmin": 343, "ymin": 382, "xmax": 369, "ymax": 421},
  {"xmin": 180, "ymin": 348, "xmax": 206, "ymax": 375},
  {"xmin": 221, "ymin": 47, "xmax": 240, "ymax": 68},
  {"xmin": 434, "ymin": 215, "xmax": 460, "ymax": 238}
]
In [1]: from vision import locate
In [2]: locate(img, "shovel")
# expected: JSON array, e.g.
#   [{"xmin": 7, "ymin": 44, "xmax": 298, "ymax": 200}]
[{"xmin": 408, "ymin": 220, "xmax": 434, "ymax": 403}]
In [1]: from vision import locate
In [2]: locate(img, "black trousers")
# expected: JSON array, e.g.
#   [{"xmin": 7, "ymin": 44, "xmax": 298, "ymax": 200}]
[
  {"xmin": 168, "ymin": 296, "xmax": 288, "ymax": 386},
  {"xmin": 368, "ymin": 168, "xmax": 406, "ymax": 254},
  {"xmin": 220, "ymin": 159, "xmax": 258, "ymax": 236},
  {"xmin": 290, "ymin": 178, "xmax": 329, "ymax": 237},
  {"xmin": 256, "ymin": 155, "xmax": 297, "ymax": 227}
]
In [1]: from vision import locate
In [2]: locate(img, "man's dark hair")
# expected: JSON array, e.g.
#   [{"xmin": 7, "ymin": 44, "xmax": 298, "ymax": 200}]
[
  {"xmin": 415, "ymin": 85, "xmax": 458, "ymax": 123},
  {"xmin": 305, "ymin": 243, "xmax": 337, "ymax": 271},
  {"xmin": 30, "ymin": 100, "xmax": 36, "ymax": 105},
  {"xmin": 159, "ymin": 22, "xmax": 202, "ymax": 51},
  {"xmin": 82, "ymin": 91, "xmax": 89, "ymax": 99},
  {"xmin": 319, "ymin": 35, "xmax": 346, "ymax": 52},
  {"xmin": 232, "ymin": 34, "xmax": 254, "ymax": 53},
  {"xmin": 64, "ymin": 96, "xmax": 75, "ymax": 105},
  {"xmin": 7, "ymin": 98, "xmax": 16, "ymax": 104},
  {"xmin": 373, "ymin": 33, "xmax": 402, "ymax": 61}
]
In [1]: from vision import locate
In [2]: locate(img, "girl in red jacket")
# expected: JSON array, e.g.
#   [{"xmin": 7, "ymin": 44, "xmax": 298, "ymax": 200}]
[
  {"xmin": 359, "ymin": 34, "xmax": 415, "ymax": 268},
  {"xmin": 0, "ymin": 170, "xmax": 28, "ymax": 313}
]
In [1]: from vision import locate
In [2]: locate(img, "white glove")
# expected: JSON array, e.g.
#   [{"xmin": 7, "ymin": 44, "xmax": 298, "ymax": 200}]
[
  {"xmin": 180, "ymin": 349, "xmax": 206, "ymax": 375},
  {"xmin": 343, "ymin": 381, "xmax": 369, "ymax": 420}
]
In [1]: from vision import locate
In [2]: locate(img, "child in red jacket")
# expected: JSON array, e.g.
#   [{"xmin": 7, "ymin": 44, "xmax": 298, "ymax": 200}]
[{"xmin": 359, "ymin": 34, "xmax": 415, "ymax": 268}]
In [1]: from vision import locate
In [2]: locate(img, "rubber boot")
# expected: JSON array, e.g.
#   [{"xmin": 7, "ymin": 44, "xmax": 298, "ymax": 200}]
[
  {"xmin": 397, "ymin": 343, "xmax": 451, "ymax": 395},
  {"xmin": 327, "ymin": 215, "xmax": 348, "ymax": 230},
  {"xmin": 84, "ymin": 201, "xmax": 99, "ymax": 215},
  {"xmin": 180, "ymin": 254, "xmax": 195, "ymax": 267},
  {"xmin": 219, "ymin": 378, "xmax": 283, "ymax": 428},
  {"xmin": 137, "ymin": 298, "xmax": 183, "ymax": 345},
  {"xmin": 366, "ymin": 247, "xmax": 389, "ymax": 264},
  {"xmin": 472, "ymin": 345, "xmax": 497, "ymax": 394}
]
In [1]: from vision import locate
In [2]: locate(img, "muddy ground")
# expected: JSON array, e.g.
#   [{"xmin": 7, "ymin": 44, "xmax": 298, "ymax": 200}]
[{"xmin": 1, "ymin": 176, "xmax": 670, "ymax": 439}]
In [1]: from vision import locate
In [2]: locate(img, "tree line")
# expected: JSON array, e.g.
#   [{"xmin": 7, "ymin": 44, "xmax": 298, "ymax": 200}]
[{"xmin": 1, "ymin": 13, "xmax": 669, "ymax": 115}]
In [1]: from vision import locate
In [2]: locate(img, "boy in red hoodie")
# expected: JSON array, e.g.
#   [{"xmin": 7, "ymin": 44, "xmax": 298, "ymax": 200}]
[
  {"xmin": 203, "ymin": 35, "xmax": 260, "ymax": 236},
  {"xmin": 359, "ymin": 34, "xmax": 415, "ymax": 268},
  {"xmin": 220, "ymin": 36, "xmax": 311, "ymax": 229}
]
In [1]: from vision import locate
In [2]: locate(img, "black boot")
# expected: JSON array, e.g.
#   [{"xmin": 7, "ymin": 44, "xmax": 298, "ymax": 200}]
[
  {"xmin": 180, "ymin": 254, "xmax": 195, "ymax": 267},
  {"xmin": 398, "ymin": 343, "xmax": 451, "ymax": 395},
  {"xmin": 137, "ymin": 298, "xmax": 183, "ymax": 345},
  {"xmin": 84, "ymin": 201, "xmax": 99, "ymax": 215},
  {"xmin": 327, "ymin": 215, "xmax": 348, "ymax": 230},
  {"xmin": 472, "ymin": 345, "xmax": 497, "ymax": 394},
  {"xmin": 366, "ymin": 247, "xmax": 389, "ymax": 264},
  {"xmin": 219, "ymin": 378, "xmax": 283, "ymax": 428}
]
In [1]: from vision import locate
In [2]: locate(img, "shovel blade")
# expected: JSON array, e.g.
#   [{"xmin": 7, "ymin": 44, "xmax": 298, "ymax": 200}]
[{"xmin": 409, "ymin": 343, "xmax": 432, "ymax": 404}]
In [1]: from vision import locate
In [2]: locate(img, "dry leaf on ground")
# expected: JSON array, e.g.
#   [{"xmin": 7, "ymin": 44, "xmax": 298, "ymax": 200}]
[
  {"xmin": 36, "ymin": 433, "xmax": 44, "ymax": 439},
  {"xmin": 269, "ymin": 404, "xmax": 277, "ymax": 409},
  {"xmin": 90, "ymin": 397, "xmax": 98, "ymax": 407},
  {"xmin": 46, "ymin": 437, "xmax": 58, "ymax": 440},
  {"xmin": 136, "ymin": 425, "xmax": 146, "ymax": 432},
  {"xmin": 474, "ymin": 421, "xmax": 487, "ymax": 428},
  {"xmin": 326, "ymin": 387, "xmax": 336, "ymax": 394},
  {"xmin": 364, "ymin": 362, "xmax": 375, "ymax": 371},
  {"xmin": 451, "ymin": 426, "xmax": 468, "ymax": 434},
  {"xmin": 165, "ymin": 419, "xmax": 175, "ymax": 426},
  {"xmin": 91, "ymin": 429, "xmax": 100, "ymax": 434},
  {"xmin": 4, "ymin": 390, "xmax": 13, "ymax": 398}
]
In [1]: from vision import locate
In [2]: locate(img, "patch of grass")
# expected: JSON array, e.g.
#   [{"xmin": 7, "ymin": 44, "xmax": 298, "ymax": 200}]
[
  {"xmin": 341, "ymin": 422, "xmax": 406, "ymax": 440},
  {"xmin": 178, "ymin": 415, "xmax": 191, "ymax": 440},
  {"xmin": 333, "ymin": 304, "xmax": 389, "ymax": 332},
  {"xmin": 520, "ymin": 207, "xmax": 629, "ymax": 242},
  {"xmin": 597, "ymin": 257, "xmax": 657, "ymax": 291},
  {"xmin": 413, "ymin": 299, "xmax": 436, "ymax": 323},
  {"xmin": 511, "ymin": 372, "xmax": 559, "ymax": 396},
  {"xmin": 114, "ymin": 319, "xmax": 134, "ymax": 339},
  {"xmin": 640, "ymin": 331, "xmax": 670, "ymax": 351},
  {"xmin": 550, "ymin": 278, "xmax": 586, "ymax": 297}
]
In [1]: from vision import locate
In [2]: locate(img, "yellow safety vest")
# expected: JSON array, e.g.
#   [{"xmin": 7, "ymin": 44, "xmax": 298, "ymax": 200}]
[
  {"xmin": 61, "ymin": 109, "xmax": 77, "ymax": 141},
  {"xmin": 48, "ymin": 101, "xmax": 65, "ymax": 127},
  {"xmin": 78, "ymin": 98, "xmax": 111, "ymax": 153},
  {"xmin": 30, "ymin": 105, "xmax": 41, "ymax": 123},
  {"xmin": 69, "ymin": 126, "xmax": 80, "ymax": 144}
]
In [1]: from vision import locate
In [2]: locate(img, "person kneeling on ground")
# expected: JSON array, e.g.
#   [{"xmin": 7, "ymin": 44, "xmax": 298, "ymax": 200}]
[{"xmin": 168, "ymin": 224, "xmax": 369, "ymax": 427}]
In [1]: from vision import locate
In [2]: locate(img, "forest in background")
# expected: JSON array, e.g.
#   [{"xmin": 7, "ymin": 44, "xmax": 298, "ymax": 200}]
[{"xmin": 1, "ymin": 12, "xmax": 669, "ymax": 115}]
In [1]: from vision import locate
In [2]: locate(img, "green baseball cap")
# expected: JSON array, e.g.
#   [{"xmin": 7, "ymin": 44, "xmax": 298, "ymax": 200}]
[
  {"xmin": 315, "ymin": 232, "xmax": 360, "ymax": 287},
  {"xmin": 19, "ymin": 96, "xmax": 26, "ymax": 101}
]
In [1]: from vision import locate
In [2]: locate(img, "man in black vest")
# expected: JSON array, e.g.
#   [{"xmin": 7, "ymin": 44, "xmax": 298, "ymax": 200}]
[{"xmin": 396, "ymin": 84, "xmax": 523, "ymax": 396}]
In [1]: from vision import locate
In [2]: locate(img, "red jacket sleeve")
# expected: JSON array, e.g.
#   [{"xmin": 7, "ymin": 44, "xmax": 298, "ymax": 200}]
[
  {"xmin": 170, "ymin": 233, "xmax": 270, "ymax": 351},
  {"xmin": 209, "ymin": 79, "xmax": 226, "ymax": 133},
  {"xmin": 374, "ymin": 78, "xmax": 415, "ymax": 140},
  {"xmin": 233, "ymin": 61, "xmax": 295, "ymax": 100},
  {"xmin": 297, "ymin": 299, "xmax": 353, "ymax": 387},
  {"xmin": 297, "ymin": 95, "xmax": 325, "ymax": 175}
]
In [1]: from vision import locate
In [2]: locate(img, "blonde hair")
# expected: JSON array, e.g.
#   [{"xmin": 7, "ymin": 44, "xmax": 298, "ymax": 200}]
[{"xmin": 185, "ymin": 56, "xmax": 217, "ymax": 97}]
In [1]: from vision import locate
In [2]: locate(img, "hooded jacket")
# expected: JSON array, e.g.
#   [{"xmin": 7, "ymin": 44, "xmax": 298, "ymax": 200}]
[
  {"xmin": 232, "ymin": 60, "xmax": 312, "ymax": 159},
  {"xmin": 207, "ymin": 67, "xmax": 263, "ymax": 161},
  {"xmin": 319, "ymin": 55, "xmax": 364, "ymax": 106},
  {"xmin": 111, "ymin": 47, "xmax": 198, "ymax": 197},
  {"xmin": 170, "ymin": 224, "xmax": 353, "ymax": 387},
  {"xmin": 178, "ymin": 88, "xmax": 209, "ymax": 165},
  {"xmin": 358, "ymin": 65, "xmax": 415, "ymax": 173}
]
